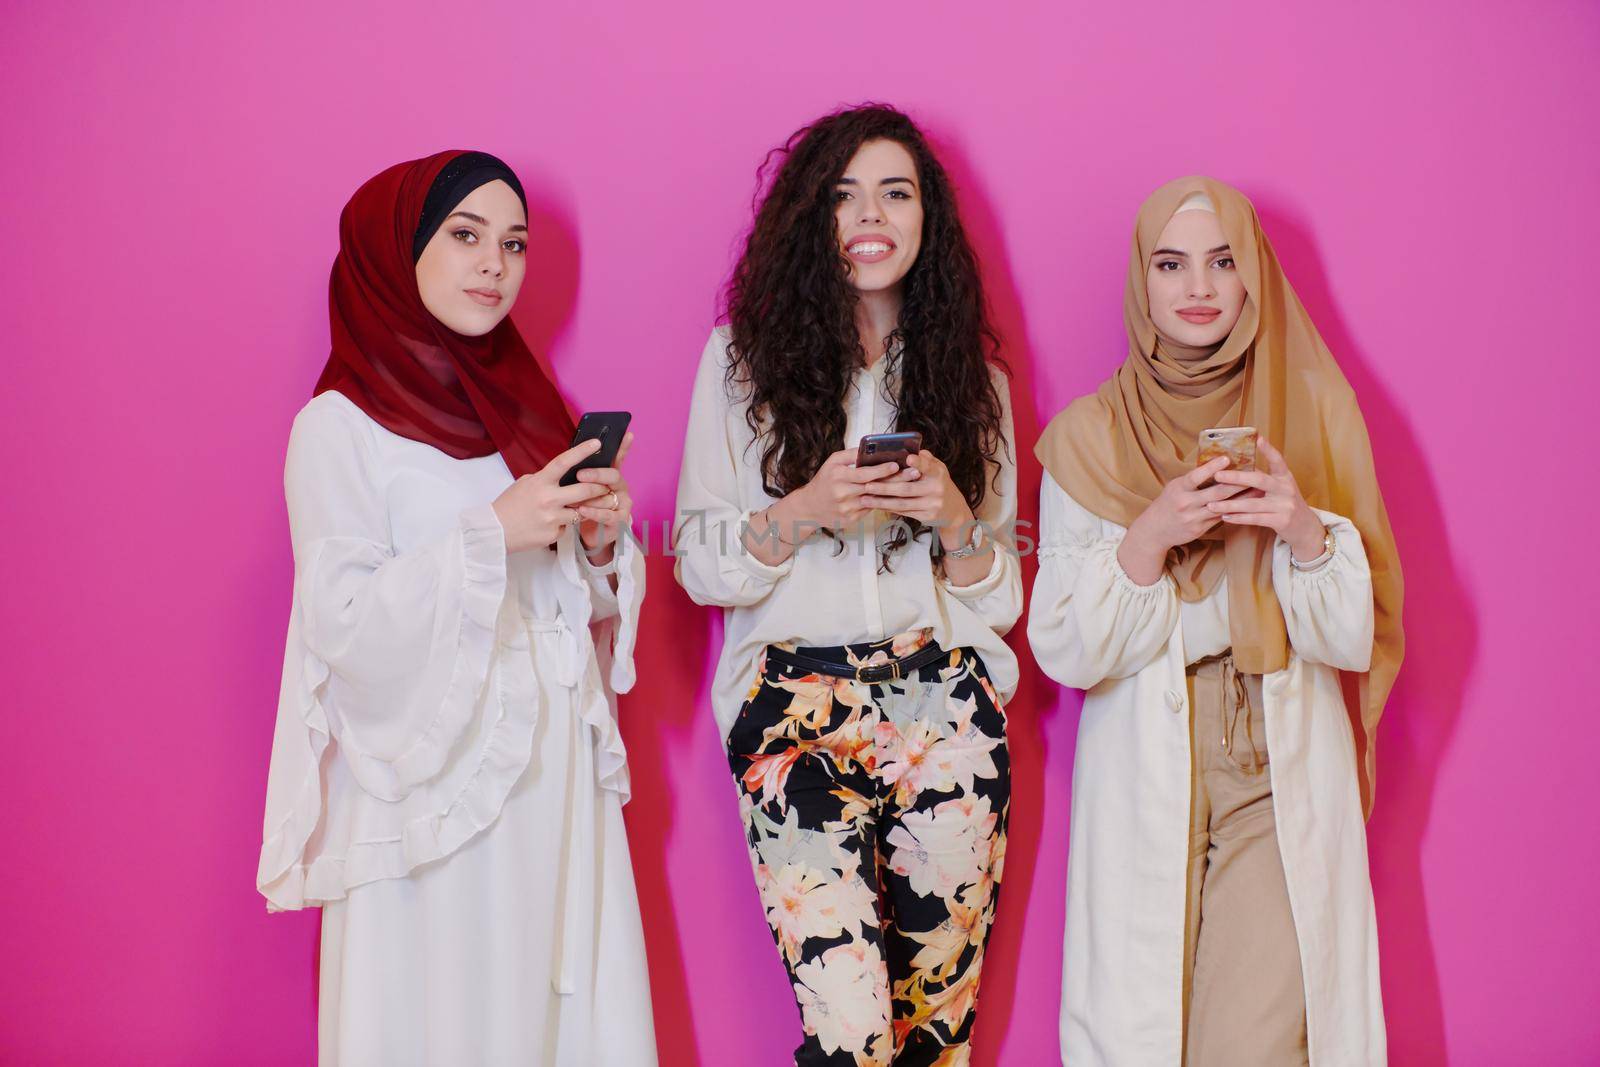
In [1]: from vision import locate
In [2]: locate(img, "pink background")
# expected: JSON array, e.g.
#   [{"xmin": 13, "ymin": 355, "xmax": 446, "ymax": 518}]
[{"xmin": 3, "ymin": 1, "xmax": 1596, "ymax": 1063}]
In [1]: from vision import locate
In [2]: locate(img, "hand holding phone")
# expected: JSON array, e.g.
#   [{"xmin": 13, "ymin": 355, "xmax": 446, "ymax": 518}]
[
  {"xmin": 559, "ymin": 411, "xmax": 633, "ymax": 486},
  {"xmin": 491, "ymin": 435, "xmax": 617, "ymax": 554},
  {"xmin": 1119, "ymin": 428, "xmax": 1258, "ymax": 579},
  {"xmin": 855, "ymin": 431, "xmax": 922, "ymax": 471},
  {"xmin": 1196, "ymin": 426, "xmax": 1257, "ymax": 482},
  {"xmin": 783, "ymin": 439, "xmax": 909, "ymax": 532},
  {"xmin": 1207, "ymin": 434, "xmax": 1329, "ymax": 561}
]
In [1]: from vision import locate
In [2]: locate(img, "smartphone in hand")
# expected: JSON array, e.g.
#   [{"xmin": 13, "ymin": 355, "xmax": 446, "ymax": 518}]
[
  {"xmin": 559, "ymin": 411, "xmax": 632, "ymax": 486},
  {"xmin": 1197, "ymin": 426, "xmax": 1257, "ymax": 482},
  {"xmin": 856, "ymin": 431, "xmax": 922, "ymax": 471}
]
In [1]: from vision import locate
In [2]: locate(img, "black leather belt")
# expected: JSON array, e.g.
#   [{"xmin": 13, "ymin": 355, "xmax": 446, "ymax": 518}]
[{"xmin": 765, "ymin": 641, "xmax": 948, "ymax": 684}]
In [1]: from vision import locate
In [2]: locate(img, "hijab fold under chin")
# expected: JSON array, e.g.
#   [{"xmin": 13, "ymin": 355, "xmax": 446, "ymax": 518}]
[{"xmin": 1034, "ymin": 176, "xmax": 1403, "ymax": 817}]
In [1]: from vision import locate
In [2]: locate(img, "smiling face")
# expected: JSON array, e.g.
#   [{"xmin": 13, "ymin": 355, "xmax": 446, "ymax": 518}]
[
  {"xmin": 1145, "ymin": 207, "xmax": 1246, "ymax": 349},
  {"xmin": 833, "ymin": 138, "xmax": 924, "ymax": 295},
  {"xmin": 414, "ymin": 179, "xmax": 528, "ymax": 336}
]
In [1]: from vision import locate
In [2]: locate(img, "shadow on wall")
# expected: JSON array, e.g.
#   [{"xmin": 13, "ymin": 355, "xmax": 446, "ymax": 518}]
[
  {"xmin": 509, "ymin": 179, "xmax": 711, "ymax": 1064},
  {"xmin": 935, "ymin": 121, "xmax": 1076, "ymax": 1066},
  {"xmin": 1258, "ymin": 197, "xmax": 1478, "ymax": 1067},
  {"xmin": 508, "ymin": 175, "xmax": 583, "ymax": 400},
  {"xmin": 624, "ymin": 554, "xmax": 710, "ymax": 1065}
]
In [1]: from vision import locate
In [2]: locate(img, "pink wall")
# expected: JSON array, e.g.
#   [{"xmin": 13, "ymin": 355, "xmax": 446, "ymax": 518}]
[{"xmin": 3, "ymin": 1, "xmax": 1596, "ymax": 1063}]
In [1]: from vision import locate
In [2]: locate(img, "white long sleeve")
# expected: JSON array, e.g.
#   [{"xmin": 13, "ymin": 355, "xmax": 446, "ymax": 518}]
[
  {"xmin": 1028, "ymin": 474, "xmax": 1180, "ymax": 690},
  {"xmin": 259, "ymin": 391, "xmax": 642, "ymax": 913},
  {"xmin": 672, "ymin": 333, "xmax": 793, "ymax": 608},
  {"xmin": 1272, "ymin": 508, "xmax": 1375, "ymax": 671},
  {"xmin": 577, "ymin": 535, "xmax": 632, "ymax": 624},
  {"xmin": 285, "ymin": 395, "xmax": 507, "ymax": 801},
  {"xmin": 572, "ymin": 527, "xmax": 646, "ymax": 695},
  {"xmin": 938, "ymin": 379, "xmax": 1024, "ymax": 636}
]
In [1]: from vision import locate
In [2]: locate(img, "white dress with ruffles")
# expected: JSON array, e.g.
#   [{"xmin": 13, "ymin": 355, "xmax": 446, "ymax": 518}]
[{"xmin": 257, "ymin": 390, "xmax": 656, "ymax": 1066}]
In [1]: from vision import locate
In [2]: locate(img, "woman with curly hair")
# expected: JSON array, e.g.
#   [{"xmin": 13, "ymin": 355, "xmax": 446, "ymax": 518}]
[{"xmin": 674, "ymin": 104, "xmax": 1020, "ymax": 1065}]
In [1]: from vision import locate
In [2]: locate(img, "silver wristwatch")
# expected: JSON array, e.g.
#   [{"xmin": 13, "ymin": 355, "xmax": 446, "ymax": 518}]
[
  {"xmin": 1290, "ymin": 528, "xmax": 1337, "ymax": 571},
  {"xmin": 946, "ymin": 523, "xmax": 987, "ymax": 560}
]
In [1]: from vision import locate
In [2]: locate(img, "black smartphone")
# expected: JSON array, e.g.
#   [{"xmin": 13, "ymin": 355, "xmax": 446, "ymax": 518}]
[
  {"xmin": 559, "ymin": 411, "xmax": 632, "ymax": 486},
  {"xmin": 855, "ymin": 431, "xmax": 922, "ymax": 470}
]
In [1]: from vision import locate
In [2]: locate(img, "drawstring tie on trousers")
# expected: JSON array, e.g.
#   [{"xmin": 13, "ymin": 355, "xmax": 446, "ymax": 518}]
[{"xmin": 1194, "ymin": 653, "xmax": 1264, "ymax": 775}]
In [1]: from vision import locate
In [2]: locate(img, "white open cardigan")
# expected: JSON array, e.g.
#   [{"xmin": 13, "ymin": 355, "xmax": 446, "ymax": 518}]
[{"xmin": 1029, "ymin": 473, "xmax": 1385, "ymax": 1066}]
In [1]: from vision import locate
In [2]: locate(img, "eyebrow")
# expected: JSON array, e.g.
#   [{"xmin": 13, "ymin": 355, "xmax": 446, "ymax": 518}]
[
  {"xmin": 1152, "ymin": 244, "xmax": 1231, "ymax": 257},
  {"xmin": 835, "ymin": 176, "xmax": 917, "ymax": 188},
  {"xmin": 447, "ymin": 211, "xmax": 528, "ymax": 233}
]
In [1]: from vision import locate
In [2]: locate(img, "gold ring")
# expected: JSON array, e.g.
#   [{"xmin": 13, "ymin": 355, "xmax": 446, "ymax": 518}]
[{"xmin": 606, "ymin": 491, "xmax": 620, "ymax": 510}]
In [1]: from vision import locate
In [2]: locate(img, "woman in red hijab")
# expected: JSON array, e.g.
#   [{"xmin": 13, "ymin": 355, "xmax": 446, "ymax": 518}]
[{"xmin": 257, "ymin": 151, "xmax": 657, "ymax": 1065}]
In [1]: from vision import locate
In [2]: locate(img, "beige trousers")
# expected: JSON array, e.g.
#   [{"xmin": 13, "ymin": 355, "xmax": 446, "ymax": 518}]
[{"xmin": 1183, "ymin": 653, "xmax": 1309, "ymax": 1067}]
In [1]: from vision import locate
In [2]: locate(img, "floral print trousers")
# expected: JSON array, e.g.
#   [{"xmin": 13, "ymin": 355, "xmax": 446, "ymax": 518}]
[{"xmin": 727, "ymin": 629, "xmax": 1011, "ymax": 1066}]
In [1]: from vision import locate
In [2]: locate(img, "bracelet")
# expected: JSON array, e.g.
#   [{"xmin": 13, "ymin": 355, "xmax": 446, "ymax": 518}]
[
  {"xmin": 761, "ymin": 506, "xmax": 795, "ymax": 547},
  {"xmin": 1290, "ymin": 527, "xmax": 1336, "ymax": 571}
]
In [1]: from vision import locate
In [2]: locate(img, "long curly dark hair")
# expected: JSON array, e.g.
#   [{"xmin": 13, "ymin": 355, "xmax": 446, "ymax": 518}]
[{"xmin": 723, "ymin": 103, "xmax": 1007, "ymax": 556}]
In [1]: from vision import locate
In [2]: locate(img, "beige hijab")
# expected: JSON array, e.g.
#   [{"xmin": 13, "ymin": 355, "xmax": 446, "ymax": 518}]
[{"xmin": 1036, "ymin": 176, "xmax": 1403, "ymax": 816}]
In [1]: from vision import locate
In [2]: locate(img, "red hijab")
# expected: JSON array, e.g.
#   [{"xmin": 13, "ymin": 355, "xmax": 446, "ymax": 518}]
[{"xmin": 314, "ymin": 150, "xmax": 574, "ymax": 477}]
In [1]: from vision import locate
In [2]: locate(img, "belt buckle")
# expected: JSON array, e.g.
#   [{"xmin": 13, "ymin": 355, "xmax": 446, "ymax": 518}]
[{"xmin": 854, "ymin": 659, "xmax": 902, "ymax": 684}]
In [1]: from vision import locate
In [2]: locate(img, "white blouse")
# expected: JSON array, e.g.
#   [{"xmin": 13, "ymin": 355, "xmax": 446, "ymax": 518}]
[
  {"xmin": 1180, "ymin": 575, "xmax": 1232, "ymax": 664},
  {"xmin": 256, "ymin": 391, "xmax": 655, "ymax": 1065},
  {"xmin": 674, "ymin": 328, "xmax": 1024, "ymax": 739}
]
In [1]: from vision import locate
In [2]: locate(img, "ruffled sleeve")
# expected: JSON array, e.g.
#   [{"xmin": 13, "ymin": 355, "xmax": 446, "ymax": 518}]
[
  {"xmin": 257, "ymin": 396, "xmax": 539, "ymax": 911},
  {"xmin": 1273, "ymin": 507, "xmax": 1375, "ymax": 671},
  {"xmin": 578, "ymin": 542, "xmax": 622, "ymax": 622},
  {"xmin": 1027, "ymin": 473, "xmax": 1180, "ymax": 690},
  {"xmin": 569, "ymin": 525, "xmax": 644, "ymax": 696},
  {"xmin": 282, "ymin": 397, "xmax": 508, "ymax": 799},
  {"xmin": 550, "ymin": 522, "xmax": 643, "ymax": 802}
]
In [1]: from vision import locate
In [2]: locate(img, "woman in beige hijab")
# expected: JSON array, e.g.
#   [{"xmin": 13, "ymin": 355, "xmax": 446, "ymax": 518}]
[{"xmin": 1029, "ymin": 176, "xmax": 1401, "ymax": 1066}]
